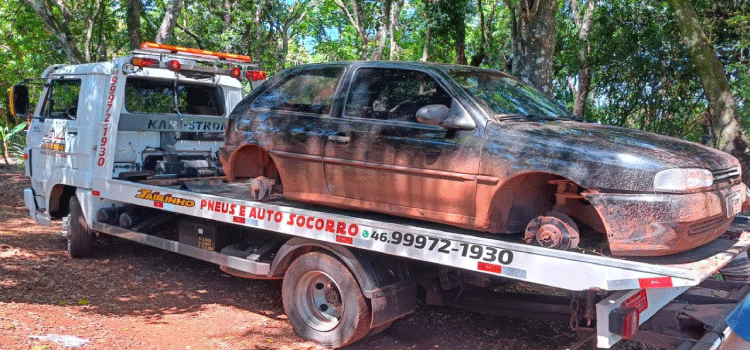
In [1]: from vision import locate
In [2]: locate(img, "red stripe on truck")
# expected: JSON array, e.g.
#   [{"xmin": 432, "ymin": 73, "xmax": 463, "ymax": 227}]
[
  {"xmin": 638, "ymin": 277, "xmax": 672, "ymax": 289},
  {"xmin": 477, "ymin": 262, "xmax": 503, "ymax": 274}
]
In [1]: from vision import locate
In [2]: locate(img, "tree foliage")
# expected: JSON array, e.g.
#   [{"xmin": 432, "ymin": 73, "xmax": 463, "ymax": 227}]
[{"xmin": 1, "ymin": 0, "xmax": 749, "ymax": 163}]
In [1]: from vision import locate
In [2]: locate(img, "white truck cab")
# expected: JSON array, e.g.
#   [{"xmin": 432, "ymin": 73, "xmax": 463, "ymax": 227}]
[{"xmin": 16, "ymin": 43, "xmax": 263, "ymax": 226}]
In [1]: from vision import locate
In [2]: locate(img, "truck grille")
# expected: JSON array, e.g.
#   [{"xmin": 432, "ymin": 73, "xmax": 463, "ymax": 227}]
[{"xmin": 712, "ymin": 167, "xmax": 741, "ymax": 185}]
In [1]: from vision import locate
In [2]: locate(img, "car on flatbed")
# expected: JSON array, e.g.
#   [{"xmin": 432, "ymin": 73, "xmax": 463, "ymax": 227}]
[
  {"xmin": 13, "ymin": 44, "xmax": 750, "ymax": 350},
  {"xmin": 219, "ymin": 61, "xmax": 747, "ymax": 257}
]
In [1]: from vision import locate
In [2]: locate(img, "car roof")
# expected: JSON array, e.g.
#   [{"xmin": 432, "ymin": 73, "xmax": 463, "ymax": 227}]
[{"xmin": 283, "ymin": 61, "xmax": 514, "ymax": 78}]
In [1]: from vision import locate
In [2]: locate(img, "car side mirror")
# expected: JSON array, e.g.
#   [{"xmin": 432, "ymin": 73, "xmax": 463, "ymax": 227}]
[
  {"xmin": 416, "ymin": 104, "xmax": 450, "ymax": 126},
  {"xmin": 441, "ymin": 99, "xmax": 476, "ymax": 130},
  {"xmin": 10, "ymin": 85, "xmax": 29, "ymax": 117}
]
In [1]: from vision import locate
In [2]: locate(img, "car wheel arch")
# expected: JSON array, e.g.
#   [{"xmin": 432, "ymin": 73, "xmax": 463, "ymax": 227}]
[
  {"xmin": 486, "ymin": 172, "xmax": 607, "ymax": 236},
  {"xmin": 225, "ymin": 144, "xmax": 281, "ymax": 185}
]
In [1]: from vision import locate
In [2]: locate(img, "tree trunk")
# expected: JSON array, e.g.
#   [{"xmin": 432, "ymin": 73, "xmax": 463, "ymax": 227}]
[
  {"xmin": 371, "ymin": 0, "xmax": 392, "ymax": 60},
  {"xmin": 572, "ymin": 65, "xmax": 591, "ymax": 117},
  {"xmin": 421, "ymin": 12, "xmax": 431, "ymax": 61},
  {"xmin": 154, "ymin": 0, "xmax": 184, "ymax": 44},
  {"xmin": 126, "ymin": 0, "xmax": 142, "ymax": 50},
  {"xmin": 388, "ymin": 0, "xmax": 404, "ymax": 60},
  {"xmin": 471, "ymin": 0, "xmax": 500, "ymax": 67},
  {"xmin": 223, "ymin": 0, "xmax": 233, "ymax": 25},
  {"xmin": 449, "ymin": 0, "xmax": 467, "ymax": 65},
  {"xmin": 2, "ymin": 141, "xmax": 9, "ymax": 165},
  {"xmin": 22, "ymin": 0, "xmax": 84, "ymax": 63},
  {"xmin": 570, "ymin": 0, "xmax": 596, "ymax": 118},
  {"xmin": 84, "ymin": 0, "xmax": 105, "ymax": 61},
  {"xmin": 470, "ymin": 0, "xmax": 487, "ymax": 66},
  {"xmin": 668, "ymin": 0, "xmax": 750, "ymax": 172},
  {"xmin": 506, "ymin": 0, "xmax": 558, "ymax": 96},
  {"xmin": 333, "ymin": 0, "xmax": 368, "ymax": 59},
  {"xmin": 456, "ymin": 34, "xmax": 467, "ymax": 65}
]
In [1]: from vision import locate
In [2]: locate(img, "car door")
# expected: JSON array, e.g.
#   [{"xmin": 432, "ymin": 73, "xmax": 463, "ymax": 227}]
[
  {"xmin": 323, "ymin": 67, "xmax": 480, "ymax": 219},
  {"xmin": 245, "ymin": 65, "xmax": 346, "ymax": 197}
]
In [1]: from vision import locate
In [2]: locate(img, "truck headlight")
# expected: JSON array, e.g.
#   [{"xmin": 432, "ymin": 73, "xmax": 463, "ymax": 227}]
[{"xmin": 653, "ymin": 168, "xmax": 713, "ymax": 191}]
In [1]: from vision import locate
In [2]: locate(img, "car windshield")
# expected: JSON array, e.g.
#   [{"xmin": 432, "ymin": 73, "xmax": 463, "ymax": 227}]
[{"xmin": 446, "ymin": 68, "xmax": 570, "ymax": 119}]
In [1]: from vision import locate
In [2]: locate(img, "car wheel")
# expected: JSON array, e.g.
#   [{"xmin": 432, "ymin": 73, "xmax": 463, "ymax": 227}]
[
  {"xmin": 524, "ymin": 211, "xmax": 580, "ymax": 250},
  {"xmin": 67, "ymin": 196, "xmax": 94, "ymax": 258},
  {"xmin": 282, "ymin": 252, "xmax": 372, "ymax": 348}
]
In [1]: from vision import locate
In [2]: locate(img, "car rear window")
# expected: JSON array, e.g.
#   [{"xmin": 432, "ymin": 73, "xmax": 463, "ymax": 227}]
[
  {"xmin": 250, "ymin": 66, "xmax": 344, "ymax": 114},
  {"xmin": 125, "ymin": 77, "xmax": 225, "ymax": 116}
]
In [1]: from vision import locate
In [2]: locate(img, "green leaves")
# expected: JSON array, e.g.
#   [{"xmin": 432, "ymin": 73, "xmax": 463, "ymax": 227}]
[{"xmin": 0, "ymin": 0, "xmax": 747, "ymax": 149}]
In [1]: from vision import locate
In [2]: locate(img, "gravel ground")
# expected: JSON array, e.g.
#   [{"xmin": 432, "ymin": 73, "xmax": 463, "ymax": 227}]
[{"xmin": 0, "ymin": 163, "xmax": 653, "ymax": 350}]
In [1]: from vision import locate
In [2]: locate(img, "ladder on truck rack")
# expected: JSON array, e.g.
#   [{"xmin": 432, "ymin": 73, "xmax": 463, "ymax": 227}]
[{"xmin": 91, "ymin": 178, "xmax": 750, "ymax": 292}]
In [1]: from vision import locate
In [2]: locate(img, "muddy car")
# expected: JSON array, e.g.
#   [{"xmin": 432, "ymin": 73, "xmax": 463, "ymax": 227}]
[{"xmin": 219, "ymin": 61, "xmax": 746, "ymax": 256}]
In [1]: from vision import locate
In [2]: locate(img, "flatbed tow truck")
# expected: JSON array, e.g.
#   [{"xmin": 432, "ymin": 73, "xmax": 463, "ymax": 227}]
[{"xmin": 12, "ymin": 43, "xmax": 750, "ymax": 349}]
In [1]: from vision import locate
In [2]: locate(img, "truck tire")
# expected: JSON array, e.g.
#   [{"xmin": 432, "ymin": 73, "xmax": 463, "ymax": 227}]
[
  {"xmin": 282, "ymin": 252, "xmax": 371, "ymax": 348},
  {"xmin": 67, "ymin": 196, "xmax": 93, "ymax": 258}
]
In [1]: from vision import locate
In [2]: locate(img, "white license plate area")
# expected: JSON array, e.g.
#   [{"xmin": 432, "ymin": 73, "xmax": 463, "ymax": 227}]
[{"xmin": 726, "ymin": 189, "xmax": 742, "ymax": 218}]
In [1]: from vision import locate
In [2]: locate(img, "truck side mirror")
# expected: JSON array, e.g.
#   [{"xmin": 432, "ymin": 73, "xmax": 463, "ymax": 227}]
[{"xmin": 10, "ymin": 85, "xmax": 29, "ymax": 117}]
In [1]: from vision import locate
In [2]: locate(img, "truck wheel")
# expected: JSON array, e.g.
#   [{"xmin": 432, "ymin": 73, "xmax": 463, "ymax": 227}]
[
  {"xmin": 282, "ymin": 252, "xmax": 371, "ymax": 348},
  {"xmin": 67, "ymin": 196, "xmax": 94, "ymax": 258}
]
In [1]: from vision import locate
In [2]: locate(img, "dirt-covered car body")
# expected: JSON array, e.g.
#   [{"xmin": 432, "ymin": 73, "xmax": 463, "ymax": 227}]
[{"xmin": 219, "ymin": 61, "xmax": 745, "ymax": 256}]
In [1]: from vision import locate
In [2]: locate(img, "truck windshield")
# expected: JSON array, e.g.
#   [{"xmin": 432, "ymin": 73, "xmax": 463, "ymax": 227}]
[
  {"xmin": 125, "ymin": 77, "xmax": 224, "ymax": 116},
  {"xmin": 446, "ymin": 68, "xmax": 569, "ymax": 118}
]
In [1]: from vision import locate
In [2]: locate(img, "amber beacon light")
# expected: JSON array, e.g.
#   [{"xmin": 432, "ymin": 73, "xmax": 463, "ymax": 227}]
[{"xmin": 140, "ymin": 42, "xmax": 253, "ymax": 63}]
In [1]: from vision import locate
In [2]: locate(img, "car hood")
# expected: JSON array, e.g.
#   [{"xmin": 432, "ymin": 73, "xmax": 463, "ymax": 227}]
[{"xmin": 482, "ymin": 120, "xmax": 740, "ymax": 191}]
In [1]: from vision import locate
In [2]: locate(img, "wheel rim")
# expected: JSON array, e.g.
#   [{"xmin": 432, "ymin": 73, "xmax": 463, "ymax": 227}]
[{"xmin": 295, "ymin": 270, "xmax": 344, "ymax": 332}]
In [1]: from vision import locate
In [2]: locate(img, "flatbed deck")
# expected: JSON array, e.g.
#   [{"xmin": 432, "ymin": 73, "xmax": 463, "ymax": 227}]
[{"xmin": 91, "ymin": 178, "xmax": 750, "ymax": 292}]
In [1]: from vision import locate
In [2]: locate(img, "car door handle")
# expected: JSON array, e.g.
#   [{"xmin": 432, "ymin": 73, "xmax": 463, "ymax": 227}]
[{"xmin": 328, "ymin": 134, "xmax": 351, "ymax": 143}]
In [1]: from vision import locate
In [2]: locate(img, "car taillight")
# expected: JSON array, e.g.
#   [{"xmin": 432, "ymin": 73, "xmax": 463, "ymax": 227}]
[
  {"xmin": 131, "ymin": 57, "xmax": 159, "ymax": 68},
  {"xmin": 609, "ymin": 307, "xmax": 639, "ymax": 339},
  {"xmin": 167, "ymin": 60, "xmax": 181, "ymax": 72},
  {"xmin": 230, "ymin": 67, "xmax": 242, "ymax": 79},
  {"xmin": 246, "ymin": 70, "xmax": 267, "ymax": 81}
]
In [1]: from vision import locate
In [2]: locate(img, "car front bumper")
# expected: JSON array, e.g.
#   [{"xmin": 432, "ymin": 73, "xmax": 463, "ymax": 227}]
[{"xmin": 584, "ymin": 183, "xmax": 746, "ymax": 256}]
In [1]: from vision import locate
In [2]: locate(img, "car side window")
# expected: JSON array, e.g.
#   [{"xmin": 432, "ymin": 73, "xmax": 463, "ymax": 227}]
[
  {"xmin": 251, "ymin": 67, "xmax": 344, "ymax": 114},
  {"xmin": 41, "ymin": 79, "xmax": 82, "ymax": 120},
  {"xmin": 344, "ymin": 68, "xmax": 452, "ymax": 123}
]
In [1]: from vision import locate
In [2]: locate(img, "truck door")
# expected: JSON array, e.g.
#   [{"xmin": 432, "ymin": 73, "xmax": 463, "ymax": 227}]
[{"xmin": 27, "ymin": 76, "xmax": 86, "ymax": 212}]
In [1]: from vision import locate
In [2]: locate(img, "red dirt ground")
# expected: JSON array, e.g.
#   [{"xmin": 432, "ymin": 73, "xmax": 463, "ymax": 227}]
[{"xmin": 0, "ymin": 164, "xmax": 651, "ymax": 350}]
